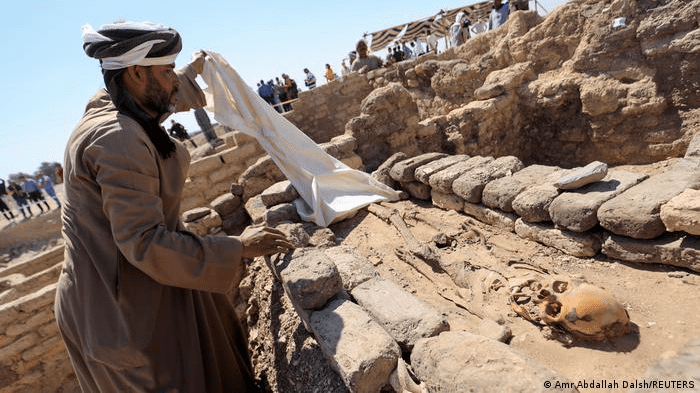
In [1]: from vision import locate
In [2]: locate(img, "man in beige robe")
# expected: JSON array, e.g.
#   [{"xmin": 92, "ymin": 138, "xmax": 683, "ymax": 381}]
[{"xmin": 55, "ymin": 21, "xmax": 292, "ymax": 392}]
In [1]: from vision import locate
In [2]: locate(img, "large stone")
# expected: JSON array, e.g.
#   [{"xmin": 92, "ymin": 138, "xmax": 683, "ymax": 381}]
[
  {"xmin": 415, "ymin": 155, "xmax": 469, "ymax": 185},
  {"xmin": 371, "ymin": 152, "xmax": 408, "ymax": 189},
  {"xmin": 209, "ymin": 193, "xmax": 242, "ymax": 218},
  {"xmin": 515, "ymin": 219, "xmax": 602, "ymax": 257},
  {"xmin": 660, "ymin": 189, "xmax": 700, "ymax": 235},
  {"xmin": 463, "ymin": 203, "xmax": 517, "ymax": 232},
  {"xmin": 351, "ymin": 278, "xmax": 449, "ymax": 352},
  {"xmin": 182, "ymin": 207, "xmax": 211, "ymax": 223},
  {"xmin": 244, "ymin": 195, "xmax": 267, "ymax": 225},
  {"xmin": 428, "ymin": 156, "xmax": 494, "ymax": 194},
  {"xmin": 452, "ymin": 156, "xmax": 525, "ymax": 203},
  {"xmin": 631, "ymin": 336, "xmax": 700, "ymax": 393},
  {"xmin": 277, "ymin": 249, "xmax": 343, "ymax": 310},
  {"xmin": 323, "ymin": 246, "xmax": 379, "ymax": 291},
  {"xmin": 431, "ymin": 190, "xmax": 464, "ymax": 212},
  {"xmin": 411, "ymin": 331, "xmax": 576, "ymax": 393},
  {"xmin": 512, "ymin": 184, "xmax": 560, "ymax": 223},
  {"xmin": 482, "ymin": 164, "xmax": 561, "ymax": 212},
  {"xmin": 389, "ymin": 152, "xmax": 447, "ymax": 183},
  {"xmin": 598, "ymin": 158, "xmax": 700, "ymax": 239},
  {"xmin": 602, "ymin": 232, "xmax": 700, "ymax": 273},
  {"xmin": 553, "ymin": 161, "xmax": 608, "ymax": 190},
  {"xmin": 400, "ymin": 181, "xmax": 432, "ymax": 200},
  {"xmin": 549, "ymin": 170, "xmax": 648, "ymax": 232},
  {"xmin": 260, "ymin": 180, "xmax": 299, "ymax": 208},
  {"xmin": 310, "ymin": 299, "xmax": 401, "ymax": 393}
]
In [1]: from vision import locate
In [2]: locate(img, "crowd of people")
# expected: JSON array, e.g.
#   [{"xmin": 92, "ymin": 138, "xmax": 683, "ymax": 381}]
[
  {"xmin": 253, "ymin": 0, "xmax": 519, "ymax": 110},
  {"xmin": 0, "ymin": 173, "xmax": 61, "ymax": 225}
]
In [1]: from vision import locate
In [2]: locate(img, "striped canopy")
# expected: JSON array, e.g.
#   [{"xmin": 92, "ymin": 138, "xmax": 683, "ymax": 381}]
[{"xmin": 367, "ymin": 1, "xmax": 493, "ymax": 52}]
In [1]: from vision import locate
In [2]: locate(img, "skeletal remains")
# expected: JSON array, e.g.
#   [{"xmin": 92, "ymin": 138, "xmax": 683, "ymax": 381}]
[{"xmin": 509, "ymin": 275, "xmax": 631, "ymax": 342}]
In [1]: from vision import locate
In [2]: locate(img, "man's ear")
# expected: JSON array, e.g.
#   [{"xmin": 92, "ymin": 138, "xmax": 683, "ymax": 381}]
[{"xmin": 124, "ymin": 65, "xmax": 148, "ymax": 87}]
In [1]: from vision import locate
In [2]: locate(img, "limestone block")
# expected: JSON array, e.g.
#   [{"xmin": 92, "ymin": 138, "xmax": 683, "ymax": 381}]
[
  {"xmin": 202, "ymin": 181, "xmax": 232, "ymax": 202},
  {"xmin": 482, "ymin": 164, "xmax": 560, "ymax": 212},
  {"xmin": 415, "ymin": 155, "xmax": 469, "ymax": 185},
  {"xmin": 310, "ymin": 299, "xmax": 401, "ymax": 393},
  {"xmin": 389, "ymin": 152, "xmax": 447, "ymax": 183},
  {"xmin": 341, "ymin": 154, "xmax": 364, "ymax": 170},
  {"xmin": 598, "ymin": 158, "xmax": 700, "ymax": 239},
  {"xmin": 264, "ymin": 203, "xmax": 300, "ymax": 227},
  {"xmin": 323, "ymin": 246, "xmax": 379, "ymax": 291},
  {"xmin": 183, "ymin": 211, "xmax": 221, "ymax": 236},
  {"xmin": 660, "ymin": 189, "xmax": 700, "ymax": 235},
  {"xmin": 275, "ymin": 222, "xmax": 311, "ymax": 248},
  {"xmin": 463, "ymin": 203, "xmax": 517, "ymax": 232},
  {"xmin": 431, "ymin": 190, "xmax": 464, "ymax": 212},
  {"xmin": 685, "ymin": 132, "xmax": 700, "ymax": 159},
  {"xmin": 244, "ymin": 195, "xmax": 267, "ymax": 225},
  {"xmin": 0, "ymin": 246, "xmax": 63, "ymax": 279},
  {"xmin": 351, "ymin": 277, "xmax": 449, "ymax": 351},
  {"xmin": 512, "ymin": 184, "xmax": 560, "ymax": 223},
  {"xmin": 260, "ymin": 180, "xmax": 299, "ymax": 208},
  {"xmin": 371, "ymin": 152, "xmax": 408, "ymax": 189},
  {"xmin": 208, "ymin": 166, "xmax": 238, "ymax": 185},
  {"xmin": 411, "ymin": 331, "xmax": 576, "ymax": 393},
  {"xmin": 602, "ymin": 232, "xmax": 700, "ymax": 273},
  {"xmin": 474, "ymin": 83, "xmax": 505, "ymax": 100},
  {"xmin": 400, "ymin": 181, "xmax": 432, "ymax": 200},
  {"xmin": 321, "ymin": 134, "xmax": 357, "ymax": 159},
  {"xmin": 210, "ymin": 193, "xmax": 242, "ymax": 218},
  {"xmin": 452, "ymin": 156, "xmax": 524, "ymax": 203},
  {"xmin": 429, "ymin": 156, "xmax": 494, "ymax": 194},
  {"xmin": 304, "ymin": 224, "xmax": 339, "ymax": 248},
  {"xmin": 631, "ymin": 336, "xmax": 700, "ymax": 393},
  {"xmin": 277, "ymin": 249, "xmax": 343, "ymax": 310},
  {"xmin": 221, "ymin": 209, "xmax": 249, "ymax": 236},
  {"xmin": 549, "ymin": 170, "xmax": 648, "ymax": 232},
  {"xmin": 553, "ymin": 161, "xmax": 608, "ymax": 190},
  {"xmin": 514, "ymin": 219, "xmax": 602, "ymax": 257}
]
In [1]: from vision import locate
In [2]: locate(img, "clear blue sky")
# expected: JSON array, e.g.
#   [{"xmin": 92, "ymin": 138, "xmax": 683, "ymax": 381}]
[{"xmin": 0, "ymin": 0, "xmax": 566, "ymax": 179}]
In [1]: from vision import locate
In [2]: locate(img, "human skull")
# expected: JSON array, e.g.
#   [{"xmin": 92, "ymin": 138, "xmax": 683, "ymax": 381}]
[{"xmin": 538, "ymin": 280, "xmax": 630, "ymax": 341}]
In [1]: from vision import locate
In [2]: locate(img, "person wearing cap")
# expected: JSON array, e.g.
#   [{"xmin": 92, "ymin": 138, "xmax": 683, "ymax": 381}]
[{"xmin": 55, "ymin": 21, "xmax": 293, "ymax": 392}]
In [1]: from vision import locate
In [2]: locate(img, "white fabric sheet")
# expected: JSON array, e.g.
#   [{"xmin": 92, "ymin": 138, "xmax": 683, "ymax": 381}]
[{"xmin": 199, "ymin": 51, "xmax": 401, "ymax": 227}]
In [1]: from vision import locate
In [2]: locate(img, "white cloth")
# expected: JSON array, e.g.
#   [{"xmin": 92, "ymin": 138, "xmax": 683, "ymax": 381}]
[{"xmin": 200, "ymin": 51, "xmax": 401, "ymax": 226}]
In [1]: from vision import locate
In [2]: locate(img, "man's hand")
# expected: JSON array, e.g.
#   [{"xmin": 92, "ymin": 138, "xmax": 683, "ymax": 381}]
[
  {"xmin": 188, "ymin": 50, "xmax": 207, "ymax": 75},
  {"xmin": 239, "ymin": 226, "xmax": 294, "ymax": 259}
]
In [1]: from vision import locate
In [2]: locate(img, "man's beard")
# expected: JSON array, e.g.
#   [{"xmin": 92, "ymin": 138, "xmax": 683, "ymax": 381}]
[{"xmin": 143, "ymin": 70, "xmax": 178, "ymax": 119}]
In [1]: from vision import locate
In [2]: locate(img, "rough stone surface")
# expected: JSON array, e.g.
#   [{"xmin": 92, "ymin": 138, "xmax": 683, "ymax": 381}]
[
  {"xmin": 389, "ymin": 152, "xmax": 447, "ymax": 183},
  {"xmin": 515, "ymin": 219, "xmax": 602, "ymax": 258},
  {"xmin": 411, "ymin": 331, "xmax": 576, "ymax": 393},
  {"xmin": 452, "ymin": 155, "xmax": 525, "ymax": 203},
  {"xmin": 182, "ymin": 207, "xmax": 211, "ymax": 223},
  {"xmin": 244, "ymin": 195, "xmax": 267, "ymax": 225},
  {"xmin": 463, "ymin": 202, "xmax": 517, "ymax": 232},
  {"xmin": 277, "ymin": 249, "xmax": 343, "ymax": 310},
  {"xmin": 660, "ymin": 189, "xmax": 700, "ymax": 235},
  {"xmin": 310, "ymin": 299, "xmax": 401, "ymax": 393},
  {"xmin": 323, "ymin": 246, "xmax": 379, "ymax": 291},
  {"xmin": 482, "ymin": 164, "xmax": 561, "ymax": 212},
  {"xmin": 431, "ymin": 190, "xmax": 464, "ymax": 212},
  {"xmin": 260, "ymin": 180, "xmax": 300, "ymax": 208},
  {"xmin": 351, "ymin": 278, "xmax": 449, "ymax": 352},
  {"xmin": 631, "ymin": 336, "xmax": 700, "ymax": 393},
  {"xmin": 553, "ymin": 161, "xmax": 609, "ymax": 190},
  {"xmin": 512, "ymin": 184, "xmax": 560, "ymax": 223},
  {"xmin": 602, "ymin": 232, "xmax": 700, "ymax": 273},
  {"xmin": 371, "ymin": 152, "xmax": 408, "ymax": 190},
  {"xmin": 400, "ymin": 181, "xmax": 432, "ymax": 200},
  {"xmin": 598, "ymin": 158, "xmax": 700, "ymax": 239},
  {"xmin": 210, "ymin": 193, "xmax": 242, "ymax": 218},
  {"xmin": 549, "ymin": 170, "xmax": 648, "ymax": 232},
  {"xmin": 415, "ymin": 155, "xmax": 469, "ymax": 185},
  {"xmin": 428, "ymin": 156, "xmax": 494, "ymax": 193}
]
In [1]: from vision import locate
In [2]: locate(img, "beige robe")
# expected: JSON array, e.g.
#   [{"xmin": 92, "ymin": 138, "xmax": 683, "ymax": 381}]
[{"xmin": 55, "ymin": 89, "xmax": 257, "ymax": 392}]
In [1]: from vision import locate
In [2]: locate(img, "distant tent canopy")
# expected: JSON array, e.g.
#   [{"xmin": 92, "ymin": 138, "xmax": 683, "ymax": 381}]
[{"xmin": 365, "ymin": 0, "xmax": 492, "ymax": 52}]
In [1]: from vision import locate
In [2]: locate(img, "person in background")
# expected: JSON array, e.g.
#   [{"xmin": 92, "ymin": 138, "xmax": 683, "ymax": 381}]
[
  {"xmin": 351, "ymin": 39, "xmax": 383, "ymax": 73},
  {"xmin": 0, "ymin": 178, "xmax": 16, "ymax": 224},
  {"xmin": 324, "ymin": 64, "xmax": 336, "ymax": 82},
  {"xmin": 276, "ymin": 77, "xmax": 289, "ymax": 112},
  {"xmin": 303, "ymin": 68, "xmax": 316, "ymax": 89},
  {"xmin": 257, "ymin": 78, "xmax": 275, "ymax": 106},
  {"xmin": 449, "ymin": 12, "xmax": 471, "ymax": 48},
  {"xmin": 55, "ymin": 21, "xmax": 293, "ymax": 392},
  {"xmin": 38, "ymin": 173, "xmax": 61, "ymax": 208},
  {"xmin": 22, "ymin": 175, "xmax": 50, "ymax": 214},
  {"xmin": 489, "ymin": 0, "xmax": 510, "ymax": 30},
  {"xmin": 7, "ymin": 181, "xmax": 31, "ymax": 219}
]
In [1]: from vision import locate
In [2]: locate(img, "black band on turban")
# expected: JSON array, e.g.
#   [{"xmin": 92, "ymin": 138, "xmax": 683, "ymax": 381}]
[{"xmin": 83, "ymin": 22, "xmax": 181, "ymax": 63}]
